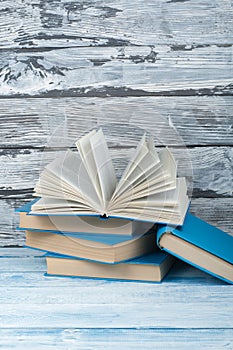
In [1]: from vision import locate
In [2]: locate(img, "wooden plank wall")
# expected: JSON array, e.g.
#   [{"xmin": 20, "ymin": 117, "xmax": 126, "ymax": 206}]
[{"xmin": 0, "ymin": 0, "xmax": 232, "ymax": 246}]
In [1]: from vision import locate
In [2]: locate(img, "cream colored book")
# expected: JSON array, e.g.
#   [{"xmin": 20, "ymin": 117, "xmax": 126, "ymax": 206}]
[
  {"xmin": 25, "ymin": 229, "xmax": 156, "ymax": 263},
  {"xmin": 31, "ymin": 129, "xmax": 189, "ymax": 225},
  {"xmin": 46, "ymin": 251, "xmax": 175, "ymax": 282},
  {"xmin": 18, "ymin": 200, "xmax": 153, "ymax": 236}
]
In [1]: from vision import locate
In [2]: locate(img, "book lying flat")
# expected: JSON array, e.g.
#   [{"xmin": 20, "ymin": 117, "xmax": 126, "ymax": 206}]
[
  {"xmin": 46, "ymin": 251, "xmax": 175, "ymax": 282},
  {"xmin": 17, "ymin": 200, "xmax": 153, "ymax": 237},
  {"xmin": 157, "ymin": 213, "xmax": 233, "ymax": 284},
  {"xmin": 25, "ymin": 229, "xmax": 156, "ymax": 263},
  {"xmin": 31, "ymin": 128, "xmax": 189, "ymax": 225}
]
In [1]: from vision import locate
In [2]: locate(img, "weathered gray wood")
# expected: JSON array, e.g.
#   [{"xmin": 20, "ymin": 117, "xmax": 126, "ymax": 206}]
[
  {"xmin": 0, "ymin": 198, "xmax": 232, "ymax": 247},
  {"xmin": 0, "ymin": 46, "xmax": 232, "ymax": 96},
  {"xmin": 0, "ymin": 0, "xmax": 232, "ymax": 49},
  {"xmin": 0, "ymin": 97, "xmax": 233, "ymax": 147},
  {"xmin": 1, "ymin": 147, "xmax": 232, "ymax": 197},
  {"xmin": 0, "ymin": 247, "xmax": 45, "ymax": 257},
  {"xmin": 0, "ymin": 328, "xmax": 232, "ymax": 350}
]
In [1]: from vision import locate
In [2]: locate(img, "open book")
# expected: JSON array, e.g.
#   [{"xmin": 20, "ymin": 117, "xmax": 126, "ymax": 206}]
[{"xmin": 32, "ymin": 129, "xmax": 189, "ymax": 225}]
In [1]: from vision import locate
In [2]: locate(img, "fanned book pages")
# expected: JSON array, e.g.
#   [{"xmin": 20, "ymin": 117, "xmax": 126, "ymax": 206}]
[{"xmin": 31, "ymin": 128, "xmax": 189, "ymax": 225}]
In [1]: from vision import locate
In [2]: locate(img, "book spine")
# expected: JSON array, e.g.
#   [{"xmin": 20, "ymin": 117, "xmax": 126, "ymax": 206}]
[{"xmin": 156, "ymin": 224, "xmax": 175, "ymax": 249}]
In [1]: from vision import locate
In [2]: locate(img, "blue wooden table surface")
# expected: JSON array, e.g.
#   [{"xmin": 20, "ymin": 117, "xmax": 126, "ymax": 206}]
[{"xmin": 0, "ymin": 248, "xmax": 232, "ymax": 349}]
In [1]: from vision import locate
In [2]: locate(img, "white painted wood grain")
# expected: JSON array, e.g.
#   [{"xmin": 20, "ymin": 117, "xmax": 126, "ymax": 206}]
[
  {"xmin": 0, "ymin": 302, "xmax": 233, "ymax": 328},
  {"xmin": 0, "ymin": 329, "xmax": 232, "ymax": 350},
  {"xmin": 0, "ymin": 97, "xmax": 232, "ymax": 147},
  {"xmin": 0, "ymin": 0, "xmax": 232, "ymax": 48},
  {"xmin": 0, "ymin": 46, "xmax": 232, "ymax": 96},
  {"xmin": 0, "ymin": 273, "xmax": 229, "ymax": 304},
  {"xmin": 0, "ymin": 247, "xmax": 45, "ymax": 256}
]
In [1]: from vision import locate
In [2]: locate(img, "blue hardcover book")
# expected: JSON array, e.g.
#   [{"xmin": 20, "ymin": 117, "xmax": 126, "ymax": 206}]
[
  {"xmin": 16, "ymin": 200, "xmax": 154, "ymax": 238},
  {"xmin": 25, "ymin": 229, "xmax": 157, "ymax": 264},
  {"xmin": 20, "ymin": 228, "xmax": 140, "ymax": 245},
  {"xmin": 157, "ymin": 213, "xmax": 233, "ymax": 284},
  {"xmin": 45, "ymin": 251, "xmax": 175, "ymax": 282}
]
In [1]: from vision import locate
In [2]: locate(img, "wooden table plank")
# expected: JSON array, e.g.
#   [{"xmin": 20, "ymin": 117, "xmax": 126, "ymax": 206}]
[
  {"xmin": 0, "ymin": 97, "xmax": 232, "ymax": 147},
  {"xmin": 0, "ymin": 46, "xmax": 232, "ymax": 96},
  {"xmin": 1, "ymin": 0, "xmax": 232, "ymax": 48},
  {"xmin": 0, "ymin": 303, "xmax": 233, "ymax": 328},
  {"xmin": 0, "ymin": 328, "xmax": 232, "ymax": 350}
]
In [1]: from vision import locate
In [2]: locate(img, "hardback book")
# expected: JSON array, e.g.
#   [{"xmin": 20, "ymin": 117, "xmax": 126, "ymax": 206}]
[
  {"xmin": 31, "ymin": 128, "xmax": 189, "ymax": 225},
  {"xmin": 25, "ymin": 229, "xmax": 157, "ymax": 263},
  {"xmin": 157, "ymin": 213, "xmax": 233, "ymax": 284},
  {"xmin": 46, "ymin": 251, "xmax": 175, "ymax": 282},
  {"xmin": 16, "ymin": 200, "xmax": 154, "ymax": 237}
]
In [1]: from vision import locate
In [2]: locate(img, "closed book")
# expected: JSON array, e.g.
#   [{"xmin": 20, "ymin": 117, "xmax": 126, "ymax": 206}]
[
  {"xmin": 157, "ymin": 213, "xmax": 233, "ymax": 284},
  {"xmin": 16, "ymin": 200, "xmax": 153, "ymax": 237},
  {"xmin": 25, "ymin": 229, "xmax": 156, "ymax": 264},
  {"xmin": 46, "ymin": 251, "xmax": 175, "ymax": 282}
]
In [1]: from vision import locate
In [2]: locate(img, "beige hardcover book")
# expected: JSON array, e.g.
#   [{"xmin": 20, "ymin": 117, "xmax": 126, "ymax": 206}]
[
  {"xmin": 26, "ymin": 230, "xmax": 156, "ymax": 263},
  {"xmin": 46, "ymin": 251, "xmax": 175, "ymax": 282},
  {"xmin": 19, "ymin": 209, "xmax": 153, "ymax": 236}
]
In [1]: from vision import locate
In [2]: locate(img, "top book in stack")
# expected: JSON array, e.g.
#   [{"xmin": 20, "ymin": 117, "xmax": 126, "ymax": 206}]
[{"xmin": 31, "ymin": 129, "xmax": 189, "ymax": 226}]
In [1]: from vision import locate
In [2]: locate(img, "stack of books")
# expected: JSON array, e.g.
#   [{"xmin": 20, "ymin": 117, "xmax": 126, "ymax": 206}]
[
  {"xmin": 16, "ymin": 129, "xmax": 233, "ymax": 284},
  {"xmin": 17, "ymin": 200, "xmax": 175, "ymax": 282}
]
